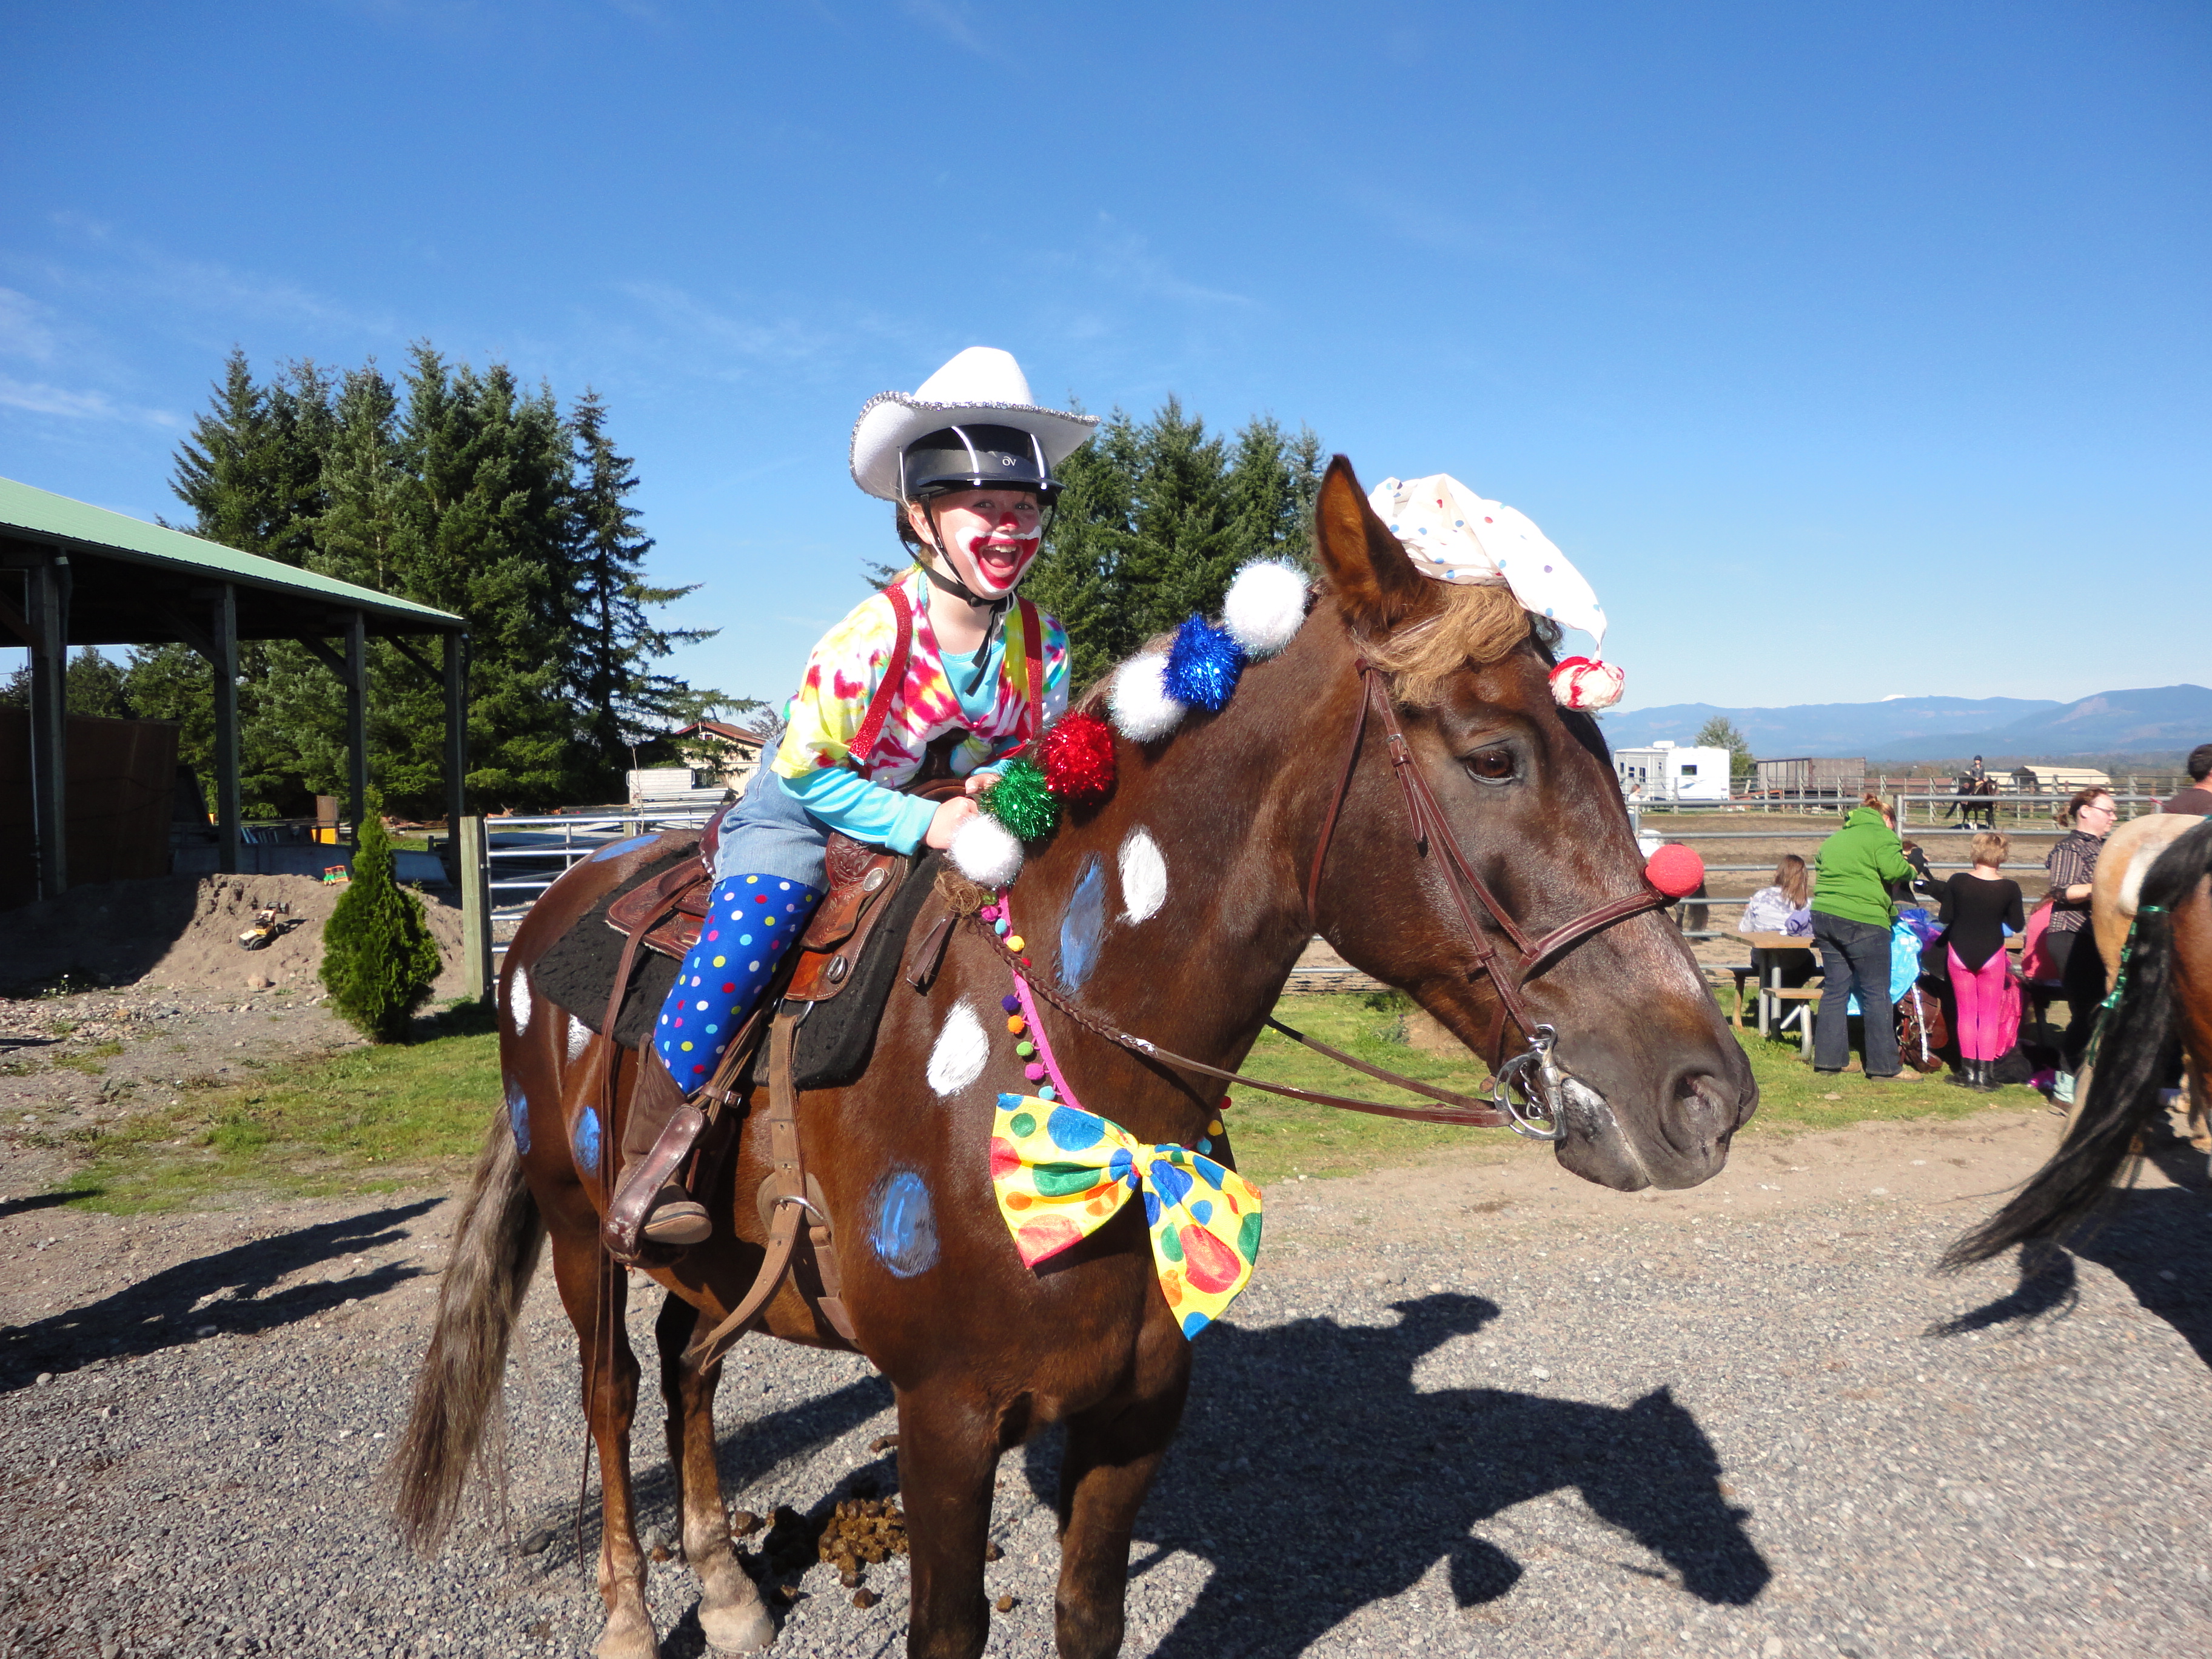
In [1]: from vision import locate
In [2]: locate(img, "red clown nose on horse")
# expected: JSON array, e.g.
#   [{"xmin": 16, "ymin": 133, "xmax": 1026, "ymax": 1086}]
[{"xmin": 391, "ymin": 343, "xmax": 1755, "ymax": 1659}]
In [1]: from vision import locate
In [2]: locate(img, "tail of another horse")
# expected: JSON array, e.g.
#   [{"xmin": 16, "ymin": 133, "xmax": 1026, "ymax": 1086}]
[
  {"xmin": 1941, "ymin": 823, "xmax": 2211, "ymax": 1270},
  {"xmin": 389, "ymin": 1112, "xmax": 545, "ymax": 1550}
]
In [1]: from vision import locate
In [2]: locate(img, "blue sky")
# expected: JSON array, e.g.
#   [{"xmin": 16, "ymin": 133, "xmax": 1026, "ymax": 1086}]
[{"xmin": 4, "ymin": 1, "xmax": 2207, "ymax": 717}]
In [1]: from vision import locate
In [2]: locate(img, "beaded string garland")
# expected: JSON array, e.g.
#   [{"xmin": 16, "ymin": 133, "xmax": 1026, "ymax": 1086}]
[{"xmin": 948, "ymin": 558, "xmax": 1313, "ymax": 890}]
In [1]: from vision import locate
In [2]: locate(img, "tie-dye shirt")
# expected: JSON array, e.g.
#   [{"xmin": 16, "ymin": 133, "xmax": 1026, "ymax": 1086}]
[{"xmin": 772, "ymin": 566, "xmax": 1070, "ymax": 788}]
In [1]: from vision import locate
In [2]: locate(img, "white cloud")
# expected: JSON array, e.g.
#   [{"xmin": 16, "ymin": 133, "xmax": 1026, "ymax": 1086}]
[
  {"xmin": 0, "ymin": 374, "xmax": 178, "ymax": 427},
  {"xmin": 0, "ymin": 289, "xmax": 58, "ymax": 364},
  {"xmin": 899, "ymin": 0, "xmax": 997, "ymax": 59}
]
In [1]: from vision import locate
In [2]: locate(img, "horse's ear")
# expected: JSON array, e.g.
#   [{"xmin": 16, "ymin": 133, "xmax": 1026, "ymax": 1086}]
[{"xmin": 1313, "ymin": 455, "xmax": 1432, "ymax": 637}]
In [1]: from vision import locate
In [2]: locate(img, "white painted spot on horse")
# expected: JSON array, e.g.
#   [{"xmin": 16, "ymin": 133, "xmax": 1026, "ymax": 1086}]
[
  {"xmin": 927, "ymin": 1002, "xmax": 991, "ymax": 1097},
  {"xmin": 508, "ymin": 964, "xmax": 533, "ymax": 1030},
  {"xmin": 1119, "ymin": 828, "xmax": 1167, "ymax": 923},
  {"xmin": 566, "ymin": 1013, "xmax": 591, "ymax": 1061}
]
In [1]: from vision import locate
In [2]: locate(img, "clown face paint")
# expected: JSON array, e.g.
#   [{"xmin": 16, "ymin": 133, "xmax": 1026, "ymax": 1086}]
[
  {"xmin": 914, "ymin": 489, "xmax": 1044, "ymax": 596},
  {"xmin": 507, "ymin": 964, "xmax": 532, "ymax": 1031},
  {"xmin": 927, "ymin": 1001, "xmax": 991, "ymax": 1097},
  {"xmin": 1058, "ymin": 855, "xmax": 1108, "ymax": 991},
  {"xmin": 1119, "ymin": 828, "xmax": 1167, "ymax": 923},
  {"xmin": 867, "ymin": 1170, "xmax": 940, "ymax": 1278}
]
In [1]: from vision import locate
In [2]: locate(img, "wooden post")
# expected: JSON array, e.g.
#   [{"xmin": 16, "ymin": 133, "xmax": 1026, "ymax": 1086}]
[
  {"xmin": 460, "ymin": 814, "xmax": 493, "ymax": 1004},
  {"xmin": 25, "ymin": 557, "xmax": 70, "ymax": 899},
  {"xmin": 209, "ymin": 583, "xmax": 241, "ymax": 874},
  {"xmin": 344, "ymin": 608, "xmax": 369, "ymax": 845},
  {"xmin": 442, "ymin": 630, "xmax": 468, "ymax": 836}
]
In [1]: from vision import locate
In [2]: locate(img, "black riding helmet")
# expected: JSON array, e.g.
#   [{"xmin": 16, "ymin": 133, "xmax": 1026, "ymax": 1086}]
[{"xmin": 898, "ymin": 424, "xmax": 1062, "ymax": 502}]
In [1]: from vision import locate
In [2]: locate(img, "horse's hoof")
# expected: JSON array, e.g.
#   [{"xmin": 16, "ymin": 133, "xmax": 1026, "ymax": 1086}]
[
  {"xmin": 594, "ymin": 1609, "xmax": 659, "ymax": 1659},
  {"xmin": 699, "ymin": 1598, "xmax": 777, "ymax": 1653}
]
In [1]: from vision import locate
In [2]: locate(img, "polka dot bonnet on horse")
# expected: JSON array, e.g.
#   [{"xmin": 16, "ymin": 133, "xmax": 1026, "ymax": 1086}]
[{"xmin": 1367, "ymin": 473, "xmax": 1623, "ymax": 711}]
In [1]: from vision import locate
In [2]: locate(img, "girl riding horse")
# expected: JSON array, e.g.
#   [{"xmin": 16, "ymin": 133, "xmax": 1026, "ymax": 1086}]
[{"xmin": 612, "ymin": 347, "xmax": 1096, "ymax": 1255}]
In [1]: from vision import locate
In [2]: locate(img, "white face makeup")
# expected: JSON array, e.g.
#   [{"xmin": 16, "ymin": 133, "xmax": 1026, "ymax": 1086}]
[{"xmin": 908, "ymin": 487, "xmax": 1044, "ymax": 598}]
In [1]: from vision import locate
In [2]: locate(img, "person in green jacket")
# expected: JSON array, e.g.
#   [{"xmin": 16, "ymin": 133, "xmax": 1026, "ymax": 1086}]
[{"xmin": 1809, "ymin": 794, "xmax": 1915, "ymax": 1077}]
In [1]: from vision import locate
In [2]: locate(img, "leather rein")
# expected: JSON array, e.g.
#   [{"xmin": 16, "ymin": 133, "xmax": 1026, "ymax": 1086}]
[{"xmin": 979, "ymin": 659, "xmax": 1673, "ymax": 1141}]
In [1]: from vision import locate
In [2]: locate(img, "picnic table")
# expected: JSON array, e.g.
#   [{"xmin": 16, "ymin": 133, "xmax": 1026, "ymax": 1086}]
[{"xmin": 1741, "ymin": 931, "xmax": 1820, "ymax": 1056}]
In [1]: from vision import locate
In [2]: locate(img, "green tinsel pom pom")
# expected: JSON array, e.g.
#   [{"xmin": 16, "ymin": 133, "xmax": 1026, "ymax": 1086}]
[{"xmin": 982, "ymin": 757, "xmax": 1061, "ymax": 842}]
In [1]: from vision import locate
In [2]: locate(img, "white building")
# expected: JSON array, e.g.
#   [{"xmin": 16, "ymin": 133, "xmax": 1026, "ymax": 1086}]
[{"xmin": 1614, "ymin": 740, "xmax": 1731, "ymax": 803}]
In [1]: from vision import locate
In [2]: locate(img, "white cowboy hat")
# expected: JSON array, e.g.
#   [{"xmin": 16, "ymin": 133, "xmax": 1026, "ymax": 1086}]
[{"xmin": 849, "ymin": 346, "xmax": 1098, "ymax": 502}]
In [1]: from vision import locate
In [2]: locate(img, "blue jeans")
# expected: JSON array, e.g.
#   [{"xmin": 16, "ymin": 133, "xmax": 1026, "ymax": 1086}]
[{"xmin": 1812, "ymin": 912, "xmax": 1900, "ymax": 1076}]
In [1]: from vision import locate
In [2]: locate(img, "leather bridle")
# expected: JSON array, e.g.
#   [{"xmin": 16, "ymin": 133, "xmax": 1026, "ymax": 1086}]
[
  {"xmin": 971, "ymin": 657, "xmax": 1675, "ymax": 1142},
  {"xmin": 1301, "ymin": 660, "xmax": 1672, "ymax": 1135}
]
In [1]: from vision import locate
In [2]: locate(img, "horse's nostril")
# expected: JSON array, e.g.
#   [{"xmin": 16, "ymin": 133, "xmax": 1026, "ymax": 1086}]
[{"xmin": 1660, "ymin": 1070, "xmax": 1741, "ymax": 1156}]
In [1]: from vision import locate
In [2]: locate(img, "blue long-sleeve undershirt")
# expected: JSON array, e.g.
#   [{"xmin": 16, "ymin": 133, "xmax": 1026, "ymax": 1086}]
[{"xmin": 780, "ymin": 632, "xmax": 1008, "ymax": 853}]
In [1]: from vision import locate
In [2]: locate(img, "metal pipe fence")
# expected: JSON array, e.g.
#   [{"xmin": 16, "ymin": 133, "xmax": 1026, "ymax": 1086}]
[{"xmin": 484, "ymin": 809, "xmax": 722, "ymax": 962}]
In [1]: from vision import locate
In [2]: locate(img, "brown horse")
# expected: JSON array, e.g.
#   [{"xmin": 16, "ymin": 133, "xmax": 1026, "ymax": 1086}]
[
  {"xmin": 392, "ymin": 458, "xmax": 1757, "ymax": 1659},
  {"xmin": 1944, "ymin": 817, "xmax": 2212, "ymax": 1270}
]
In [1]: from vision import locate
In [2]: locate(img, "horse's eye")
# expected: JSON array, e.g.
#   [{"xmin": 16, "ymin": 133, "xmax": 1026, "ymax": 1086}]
[{"xmin": 1465, "ymin": 749, "xmax": 1515, "ymax": 782}]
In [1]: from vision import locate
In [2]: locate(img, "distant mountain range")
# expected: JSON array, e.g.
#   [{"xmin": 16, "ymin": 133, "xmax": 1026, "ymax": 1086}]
[{"xmin": 1604, "ymin": 685, "xmax": 2212, "ymax": 762}]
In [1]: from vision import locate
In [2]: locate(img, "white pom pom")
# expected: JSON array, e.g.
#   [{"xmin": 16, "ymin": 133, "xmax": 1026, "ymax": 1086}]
[
  {"xmin": 1222, "ymin": 559, "xmax": 1310, "ymax": 657},
  {"xmin": 1108, "ymin": 652, "xmax": 1185, "ymax": 741},
  {"xmin": 950, "ymin": 813, "xmax": 1025, "ymax": 888}
]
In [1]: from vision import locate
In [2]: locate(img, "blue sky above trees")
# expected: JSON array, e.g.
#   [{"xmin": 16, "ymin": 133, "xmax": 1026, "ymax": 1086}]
[{"xmin": 3, "ymin": 0, "xmax": 2206, "ymax": 712}]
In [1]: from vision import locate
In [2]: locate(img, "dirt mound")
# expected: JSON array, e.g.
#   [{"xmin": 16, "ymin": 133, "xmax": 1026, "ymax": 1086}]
[{"xmin": 0, "ymin": 873, "xmax": 469, "ymax": 999}]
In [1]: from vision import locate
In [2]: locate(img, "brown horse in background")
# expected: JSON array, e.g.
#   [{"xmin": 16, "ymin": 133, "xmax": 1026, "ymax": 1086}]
[{"xmin": 393, "ymin": 458, "xmax": 1757, "ymax": 1659}]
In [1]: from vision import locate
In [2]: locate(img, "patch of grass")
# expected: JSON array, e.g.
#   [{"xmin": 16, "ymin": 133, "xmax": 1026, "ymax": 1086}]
[
  {"xmin": 56, "ymin": 1008, "xmax": 501, "ymax": 1213},
  {"xmin": 50, "ymin": 1041, "xmax": 125, "ymax": 1074},
  {"xmin": 1224, "ymin": 995, "xmax": 1541, "ymax": 1186}
]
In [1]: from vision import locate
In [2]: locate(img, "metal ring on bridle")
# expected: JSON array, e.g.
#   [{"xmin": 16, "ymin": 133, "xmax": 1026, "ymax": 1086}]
[{"xmin": 1490, "ymin": 1024, "xmax": 1567, "ymax": 1142}]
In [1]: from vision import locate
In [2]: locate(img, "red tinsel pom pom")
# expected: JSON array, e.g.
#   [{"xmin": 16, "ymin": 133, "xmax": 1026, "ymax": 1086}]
[
  {"xmin": 1039, "ymin": 712, "xmax": 1118, "ymax": 806},
  {"xmin": 1644, "ymin": 843, "xmax": 1705, "ymax": 900}
]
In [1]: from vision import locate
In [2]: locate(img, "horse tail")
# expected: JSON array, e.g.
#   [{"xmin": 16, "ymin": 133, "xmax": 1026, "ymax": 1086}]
[
  {"xmin": 389, "ymin": 1110, "xmax": 545, "ymax": 1552},
  {"xmin": 1940, "ymin": 820, "xmax": 2212, "ymax": 1271}
]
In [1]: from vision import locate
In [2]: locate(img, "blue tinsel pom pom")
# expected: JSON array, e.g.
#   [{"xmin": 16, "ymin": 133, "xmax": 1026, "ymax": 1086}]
[{"xmin": 1162, "ymin": 617, "xmax": 1246, "ymax": 712}]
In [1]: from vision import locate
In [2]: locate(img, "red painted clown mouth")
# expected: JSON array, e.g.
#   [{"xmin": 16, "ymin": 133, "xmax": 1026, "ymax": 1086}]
[{"xmin": 965, "ymin": 531, "xmax": 1041, "ymax": 594}]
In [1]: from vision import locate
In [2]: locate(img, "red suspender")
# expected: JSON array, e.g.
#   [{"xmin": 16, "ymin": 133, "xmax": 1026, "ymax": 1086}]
[
  {"xmin": 1017, "ymin": 598, "xmax": 1045, "ymax": 740},
  {"xmin": 847, "ymin": 581, "xmax": 914, "ymax": 774}
]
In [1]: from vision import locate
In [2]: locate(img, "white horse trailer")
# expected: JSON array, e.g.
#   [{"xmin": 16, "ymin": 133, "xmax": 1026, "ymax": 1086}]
[{"xmin": 1614, "ymin": 741, "xmax": 1732, "ymax": 804}]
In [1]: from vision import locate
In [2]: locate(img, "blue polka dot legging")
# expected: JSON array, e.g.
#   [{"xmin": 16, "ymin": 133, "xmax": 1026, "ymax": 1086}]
[{"xmin": 652, "ymin": 874, "xmax": 822, "ymax": 1086}]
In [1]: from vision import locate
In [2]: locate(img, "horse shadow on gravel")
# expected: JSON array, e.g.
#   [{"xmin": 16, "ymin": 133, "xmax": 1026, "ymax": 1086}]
[
  {"xmin": 0, "ymin": 1198, "xmax": 440, "ymax": 1389},
  {"xmin": 1933, "ymin": 1139, "xmax": 2212, "ymax": 1367},
  {"xmin": 1022, "ymin": 1292, "xmax": 1770, "ymax": 1655}
]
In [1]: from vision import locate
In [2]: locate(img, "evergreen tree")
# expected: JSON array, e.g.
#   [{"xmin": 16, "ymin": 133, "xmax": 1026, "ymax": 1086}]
[
  {"xmin": 563, "ymin": 391, "xmax": 733, "ymax": 798},
  {"xmin": 318, "ymin": 799, "xmax": 444, "ymax": 1042},
  {"xmin": 0, "ymin": 648, "xmax": 132, "ymax": 717},
  {"xmin": 170, "ymin": 350, "xmax": 335, "ymax": 563},
  {"xmin": 1024, "ymin": 400, "xmax": 1324, "ymax": 692}
]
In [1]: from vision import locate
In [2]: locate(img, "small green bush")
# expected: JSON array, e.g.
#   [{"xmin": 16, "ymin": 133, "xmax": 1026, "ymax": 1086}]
[{"xmin": 320, "ymin": 802, "xmax": 443, "ymax": 1042}]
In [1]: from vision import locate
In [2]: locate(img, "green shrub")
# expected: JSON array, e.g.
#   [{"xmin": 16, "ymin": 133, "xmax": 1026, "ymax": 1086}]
[{"xmin": 319, "ymin": 802, "xmax": 443, "ymax": 1042}]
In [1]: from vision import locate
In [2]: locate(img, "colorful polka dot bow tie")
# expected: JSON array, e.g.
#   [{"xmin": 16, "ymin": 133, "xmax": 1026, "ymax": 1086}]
[{"xmin": 990, "ymin": 1096, "xmax": 1265, "ymax": 1338}]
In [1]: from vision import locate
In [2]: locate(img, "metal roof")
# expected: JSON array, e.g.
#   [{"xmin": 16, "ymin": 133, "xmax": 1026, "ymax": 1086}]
[{"xmin": 0, "ymin": 475, "xmax": 464, "ymax": 643}]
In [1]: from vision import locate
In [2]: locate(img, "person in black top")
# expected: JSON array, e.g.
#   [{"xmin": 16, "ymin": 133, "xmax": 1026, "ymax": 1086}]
[{"xmin": 1937, "ymin": 831, "xmax": 2026, "ymax": 1090}]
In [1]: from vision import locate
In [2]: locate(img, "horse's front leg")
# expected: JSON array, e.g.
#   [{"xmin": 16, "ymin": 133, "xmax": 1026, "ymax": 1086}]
[
  {"xmin": 1053, "ymin": 1343, "xmax": 1192, "ymax": 1659},
  {"xmin": 654, "ymin": 1293, "xmax": 775, "ymax": 1653},
  {"xmin": 896, "ymin": 1382, "xmax": 1006, "ymax": 1659},
  {"xmin": 548, "ymin": 1232, "xmax": 656, "ymax": 1659}
]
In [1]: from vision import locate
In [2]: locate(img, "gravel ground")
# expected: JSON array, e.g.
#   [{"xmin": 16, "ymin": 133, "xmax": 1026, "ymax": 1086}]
[{"xmin": 3, "ymin": 1109, "xmax": 2210, "ymax": 1658}]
